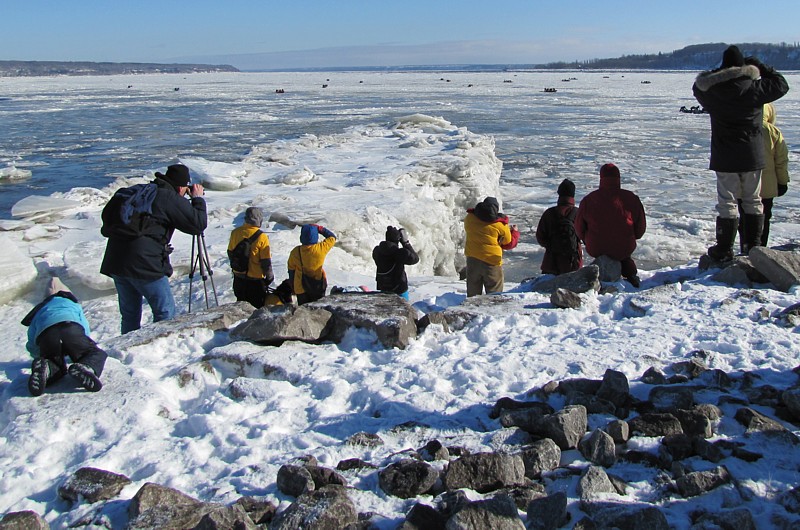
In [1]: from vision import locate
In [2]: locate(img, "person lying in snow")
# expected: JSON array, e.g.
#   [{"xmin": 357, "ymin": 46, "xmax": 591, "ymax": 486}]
[{"xmin": 21, "ymin": 277, "xmax": 107, "ymax": 396}]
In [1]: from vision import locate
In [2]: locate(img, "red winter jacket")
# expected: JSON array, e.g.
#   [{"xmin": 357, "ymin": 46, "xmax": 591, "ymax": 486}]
[{"xmin": 574, "ymin": 177, "xmax": 646, "ymax": 261}]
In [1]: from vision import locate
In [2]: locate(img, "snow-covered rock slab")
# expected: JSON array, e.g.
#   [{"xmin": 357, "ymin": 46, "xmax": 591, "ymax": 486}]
[{"xmin": 0, "ymin": 234, "xmax": 37, "ymax": 304}]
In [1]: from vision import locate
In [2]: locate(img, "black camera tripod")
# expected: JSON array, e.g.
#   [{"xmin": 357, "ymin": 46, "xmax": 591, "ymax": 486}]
[{"xmin": 188, "ymin": 232, "xmax": 218, "ymax": 311}]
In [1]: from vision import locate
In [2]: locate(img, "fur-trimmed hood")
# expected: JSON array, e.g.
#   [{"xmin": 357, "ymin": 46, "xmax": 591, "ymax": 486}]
[{"xmin": 694, "ymin": 64, "xmax": 760, "ymax": 92}]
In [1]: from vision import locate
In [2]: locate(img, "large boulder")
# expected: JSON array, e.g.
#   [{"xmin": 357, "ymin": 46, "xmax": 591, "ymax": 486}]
[
  {"xmin": 748, "ymin": 246, "xmax": 800, "ymax": 292},
  {"xmin": 307, "ymin": 292, "xmax": 419, "ymax": 348},
  {"xmin": 530, "ymin": 265, "xmax": 601, "ymax": 295},
  {"xmin": 443, "ymin": 453, "xmax": 526, "ymax": 493},
  {"xmin": 58, "ymin": 467, "xmax": 131, "ymax": 504},
  {"xmin": 230, "ymin": 304, "xmax": 332, "ymax": 345},
  {"xmin": 269, "ymin": 485, "xmax": 357, "ymax": 530}
]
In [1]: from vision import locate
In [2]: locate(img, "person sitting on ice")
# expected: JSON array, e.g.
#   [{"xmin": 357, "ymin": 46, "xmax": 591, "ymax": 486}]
[
  {"xmin": 21, "ymin": 277, "xmax": 107, "ymax": 396},
  {"xmin": 373, "ymin": 226, "xmax": 420, "ymax": 300},
  {"xmin": 535, "ymin": 178, "xmax": 583, "ymax": 275},
  {"xmin": 575, "ymin": 163, "xmax": 647, "ymax": 287},
  {"xmin": 288, "ymin": 224, "xmax": 337, "ymax": 305}
]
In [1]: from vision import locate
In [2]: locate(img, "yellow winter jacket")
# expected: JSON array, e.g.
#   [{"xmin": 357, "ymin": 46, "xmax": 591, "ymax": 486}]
[
  {"xmin": 760, "ymin": 103, "xmax": 790, "ymax": 199},
  {"xmin": 227, "ymin": 224, "xmax": 272, "ymax": 279},
  {"xmin": 464, "ymin": 212, "xmax": 513, "ymax": 266},
  {"xmin": 287, "ymin": 236, "xmax": 336, "ymax": 294}
]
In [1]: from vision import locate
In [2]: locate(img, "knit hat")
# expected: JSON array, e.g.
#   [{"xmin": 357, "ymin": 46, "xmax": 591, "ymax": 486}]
[
  {"xmin": 600, "ymin": 163, "xmax": 620, "ymax": 180},
  {"xmin": 155, "ymin": 164, "xmax": 191, "ymax": 189},
  {"xmin": 386, "ymin": 226, "xmax": 401, "ymax": 243},
  {"xmin": 244, "ymin": 207, "xmax": 264, "ymax": 227},
  {"xmin": 47, "ymin": 276, "xmax": 71, "ymax": 297},
  {"xmin": 300, "ymin": 224, "xmax": 319, "ymax": 245},
  {"xmin": 557, "ymin": 179, "xmax": 575, "ymax": 198},
  {"xmin": 721, "ymin": 45, "xmax": 744, "ymax": 68}
]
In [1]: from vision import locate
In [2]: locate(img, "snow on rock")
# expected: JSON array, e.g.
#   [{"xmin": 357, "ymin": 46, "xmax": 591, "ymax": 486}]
[{"xmin": 0, "ymin": 234, "xmax": 37, "ymax": 304}]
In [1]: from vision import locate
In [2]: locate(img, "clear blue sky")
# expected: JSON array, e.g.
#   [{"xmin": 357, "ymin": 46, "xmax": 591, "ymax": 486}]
[{"xmin": 4, "ymin": 0, "xmax": 799, "ymax": 69}]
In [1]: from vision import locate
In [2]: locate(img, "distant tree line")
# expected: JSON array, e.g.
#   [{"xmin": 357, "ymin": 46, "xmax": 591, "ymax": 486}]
[
  {"xmin": 537, "ymin": 42, "xmax": 800, "ymax": 70},
  {"xmin": 0, "ymin": 61, "xmax": 239, "ymax": 77}
]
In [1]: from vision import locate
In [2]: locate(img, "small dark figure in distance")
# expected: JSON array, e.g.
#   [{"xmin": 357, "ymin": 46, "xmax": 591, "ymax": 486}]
[
  {"xmin": 536, "ymin": 178, "xmax": 583, "ymax": 275},
  {"xmin": 373, "ymin": 226, "xmax": 420, "ymax": 300},
  {"xmin": 22, "ymin": 277, "xmax": 107, "ymax": 396}
]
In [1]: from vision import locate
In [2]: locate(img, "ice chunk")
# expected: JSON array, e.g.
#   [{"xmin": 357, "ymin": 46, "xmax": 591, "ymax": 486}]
[
  {"xmin": 64, "ymin": 240, "xmax": 114, "ymax": 291},
  {"xmin": 11, "ymin": 195, "xmax": 81, "ymax": 220},
  {"xmin": 182, "ymin": 158, "xmax": 245, "ymax": 191},
  {"xmin": 0, "ymin": 165, "xmax": 32, "ymax": 181},
  {"xmin": 0, "ymin": 234, "xmax": 37, "ymax": 304}
]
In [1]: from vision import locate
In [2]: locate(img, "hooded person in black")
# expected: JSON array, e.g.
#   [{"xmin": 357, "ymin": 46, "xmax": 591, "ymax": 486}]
[
  {"xmin": 693, "ymin": 45, "xmax": 789, "ymax": 260},
  {"xmin": 372, "ymin": 226, "xmax": 419, "ymax": 299}
]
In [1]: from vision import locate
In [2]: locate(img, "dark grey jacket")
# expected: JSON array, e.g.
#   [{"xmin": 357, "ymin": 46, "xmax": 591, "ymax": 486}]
[
  {"xmin": 693, "ymin": 64, "xmax": 789, "ymax": 172},
  {"xmin": 100, "ymin": 178, "xmax": 207, "ymax": 280}
]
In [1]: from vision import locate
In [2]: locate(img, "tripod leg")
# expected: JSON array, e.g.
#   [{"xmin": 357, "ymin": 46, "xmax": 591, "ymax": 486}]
[
  {"xmin": 188, "ymin": 235, "xmax": 197, "ymax": 313},
  {"xmin": 199, "ymin": 233, "xmax": 219, "ymax": 306}
]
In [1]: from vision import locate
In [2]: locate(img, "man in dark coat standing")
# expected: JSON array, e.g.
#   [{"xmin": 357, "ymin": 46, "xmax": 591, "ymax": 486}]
[
  {"xmin": 536, "ymin": 179, "xmax": 583, "ymax": 275},
  {"xmin": 693, "ymin": 45, "xmax": 789, "ymax": 261},
  {"xmin": 373, "ymin": 226, "xmax": 419, "ymax": 299},
  {"xmin": 575, "ymin": 163, "xmax": 646, "ymax": 287},
  {"xmin": 101, "ymin": 164, "xmax": 207, "ymax": 334}
]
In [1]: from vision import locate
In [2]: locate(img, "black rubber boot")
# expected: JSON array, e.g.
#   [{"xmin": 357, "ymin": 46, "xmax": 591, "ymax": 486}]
[
  {"xmin": 707, "ymin": 217, "xmax": 737, "ymax": 262},
  {"xmin": 742, "ymin": 214, "xmax": 764, "ymax": 256}
]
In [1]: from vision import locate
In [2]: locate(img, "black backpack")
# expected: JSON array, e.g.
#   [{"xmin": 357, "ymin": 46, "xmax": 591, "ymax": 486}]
[
  {"xmin": 228, "ymin": 230, "xmax": 262, "ymax": 275},
  {"xmin": 549, "ymin": 209, "xmax": 580, "ymax": 267},
  {"xmin": 101, "ymin": 183, "xmax": 163, "ymax": 241}
]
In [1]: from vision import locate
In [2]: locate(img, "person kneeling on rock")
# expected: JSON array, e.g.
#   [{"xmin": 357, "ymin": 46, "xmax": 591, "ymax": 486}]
[{"xmin": 21, "ymin": 277, "xmax": 107, "ymax": 396}]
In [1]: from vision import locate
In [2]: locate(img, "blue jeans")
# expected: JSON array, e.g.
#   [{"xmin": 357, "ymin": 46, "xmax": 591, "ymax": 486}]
[{"xmin": 113, "ymin": 276, "xmax": 175, "ymax": 334}]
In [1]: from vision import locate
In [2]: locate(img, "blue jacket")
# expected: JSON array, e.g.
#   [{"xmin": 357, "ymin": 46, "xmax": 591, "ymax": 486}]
[{"xmin": 22, "ymin": 293, "xmax": 91, "ymax": 357}]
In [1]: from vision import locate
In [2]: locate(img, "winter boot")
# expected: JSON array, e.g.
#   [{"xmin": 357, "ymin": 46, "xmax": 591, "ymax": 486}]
[
  {"xmin": 68, "ymin": 363, "xmax": 102, "ymax": 392},
  {"xmin": 707, "ymin": 217, "xmax": 737, "ymax": 262},
  {"xmin": 741, "ymin": 213, "xmax": 764, "ymax": 256},
  {"xmin": 28, "ymin": 358, "xmax": 50, "ymax": 397}
]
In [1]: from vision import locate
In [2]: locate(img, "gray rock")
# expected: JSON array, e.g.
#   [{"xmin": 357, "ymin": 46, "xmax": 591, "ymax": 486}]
[
  {"xmin": 193, "ymin": 504, "xmax": 257, "ymax": 530},
  {"xmin": 628, "ymin": 413, "xmax": 683, "ymax": 437},
  {"xmin": 673, "ymin": 408, "xmax": 713, "ymax": 438},
  {"xmin": 749, "ymin": 246, "xmax": 800, "ymax": 292},
  {"xmin": 379, "ymin": 459, "xmax": 438, "ymax": 498},
  {"xmin": 336, "ymin": 458, "xmax": 377, "ymax": 471},
  {"xmin": 106, "ymin": 302, "xmax": 254, "ymax": 354},
  {"xmin": 692, "ymin": 438, "xmax": 724, "ymax": 463},
  {"xmin": 230, "ymin": 304, "xmax": 332, "ymax": 344},
  {"xmin": 531, "ymin": 265, "xmax": 601, "ymax": 294},
  {"xmin": 669, "ymin": 359, "xmax": 707, "ymax": 379},
  {"xmin": 495, "ymin": 484, "xmax": 547, "ymax": 510},
  {"xmin": 401, "ymin": 502, "xmax": 447, "ymax": 529},
  {"xmin": 306, "ymin": 465, "xmax": 348, "ymax": 489},
  {"xmin": 443, "ymin": 453, "xmax": 526, "ymax": 494},
  {"xmin": 269, "ymin": 485, "xmax": 358, "ymax": 530},
  {"xmin": 346, "ymin": 432, "xmax": 385, "ymax": 447},
  {"xmin": 711, "ymin": 261, "xmax": 754, "ymax": 287},
  {"xmin": 127, "ymin": 503, "xmax": 222, "ymax": 530},
  {"xmin": 641, "ymin": 367, "xmax": 667, "ymax": 385},
  {"xmin": 578, "ymin": 466, "xmax": 617, "ymax": 500},
  {"xmin": 445, "ymin": 495, "xmax": 524, "ymax": 530},
  {"xmin": 592, "ymin": 256, "xmax": 622, "ymax": 282},
  {"xmin": 557, "ymin": 378, "xmax": 602, "ymax": 396},
  {"xmin": 661, "ymin": 433, "xmax": 694, "ymax": 461},
  {"xmin": 490, "ymin": 397, "xmax": 554, "ymax": 420},
  {"xmin": 583, "ymin": 503, "xmax": 670, "ymax": 530},
  {"xmin": 692, "ymin": 508, "xmax": 757, "ymax": 530},
  {"xmin": 57, "ymin": 467, "xmax": 131, "ymax": 504},
  {"xmin": 578, "ymin": 429, "xmax": 617, "ymax": 467},
  {"xmin": 550, "ymin": 288, "xmax": 582, "ymax": 309},
  {"xmin": 415, "ymin": 311, "xmax": 452, "ymax": 333},
  {"xmin": 605, "ymin": 419, "xmax": 630, "ymax": 443},
  {"xmin": 648, "ymin": 386, "xmax": 694, "ymax": 411},
  {"xmin": 734, "ymin": 407, "xmax": 800, "ymax": 443},
  {"xmin": 783, "ymin": 388, "xmax": 800, "ymax": 421},
  {"xmin": 0, "ymin": 511, "xmax": 50, "ymax": 530},
  {"xmin": 525, "ymin": 405, "xmax": 587, "ymax": 450},
  {"xmin": 676, "ymin": 466, "xmax": 732, "ymax": 497},
  {"xmin": 128, "ymin": 482, "xmax": 201, "ymax": 520},
  {"xmin": 419, "ymin": 439, "xmax": 450, "ymax": 462},
  {"xmin": 779, "ymin": 486, "xmax": 800, "ymax": 514},
  {"xmin": 518, "ymin": 438, "xmax": 561, "ymax": 478},
  {"xmin": 234, "ymin": 496, "xmax": 276, "ymax": 525},
  {"xmin": 277, "ymin": 464, "xmax": 316, "ymax": 497},
  {"xmin": 596, "ymin": 369, "xmax": 629, "ymax": 409},
  {"xmin": 499, "ymin": 403, "xmax": 555, "ymax": 431},
  {"xmin": 526, "ymin": 491, "xmax": 569, "ymax": 530},
  {"xmin": 307, "ymin": 292, "xmax": 419, "ymax": 348}
]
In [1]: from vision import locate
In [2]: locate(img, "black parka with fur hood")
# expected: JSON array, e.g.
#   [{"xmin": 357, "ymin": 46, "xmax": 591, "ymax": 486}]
[{"xmin": 693, "ymin": 63, "xmax": 788, "ymax": 172}]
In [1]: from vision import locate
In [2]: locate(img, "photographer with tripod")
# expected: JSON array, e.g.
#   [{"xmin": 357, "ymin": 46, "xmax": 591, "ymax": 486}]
[{"xmin": 100, "ymin": 164, "xmax": 207, "ymax": 334}]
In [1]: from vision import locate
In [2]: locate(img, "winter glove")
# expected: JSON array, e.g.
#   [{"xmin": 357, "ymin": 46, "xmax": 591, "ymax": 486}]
[
  {"xmin": 165, "ymin": 244, "xmax": 174, "ymax": 255},
  {"xmin": 778, "ymin": 184, "xmax": 788, "ymax": 197},
  {"xmin": 318, "ymin": 226, "xmax": 336, "ymax": 239},
  {"xmin": 744, "ymin": 56, "xmax": 774, "ymax": 76},
  {"xmin": 398, "ymin": 228, "xmax": 409, "ymax": 244}
]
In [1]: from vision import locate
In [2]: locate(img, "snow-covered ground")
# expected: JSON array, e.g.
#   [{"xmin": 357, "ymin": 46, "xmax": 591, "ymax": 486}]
[{"xmin": 0, "ymin": 106, "xmax": 799, "ymax": 528}]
